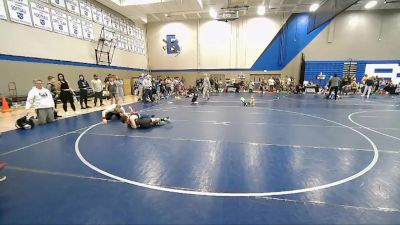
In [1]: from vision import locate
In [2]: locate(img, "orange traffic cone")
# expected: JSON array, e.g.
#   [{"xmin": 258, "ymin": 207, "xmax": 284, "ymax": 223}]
[{"xmin": 1, "ymin": 96, "xmax": 11, "ymax": 113}]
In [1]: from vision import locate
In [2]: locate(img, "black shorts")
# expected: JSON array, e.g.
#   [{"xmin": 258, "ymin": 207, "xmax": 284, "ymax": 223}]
[
  {"xmin": 105, "ymin": 112, "xmax": 121, "ymax": 120},
  {"xmin": 135, "ymin": 118, "xmax": 152, "ymax": 128}
]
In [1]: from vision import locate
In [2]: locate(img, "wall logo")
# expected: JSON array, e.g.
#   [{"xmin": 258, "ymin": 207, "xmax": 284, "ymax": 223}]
[
  {"xmin": 365, "ymin": 64, "xmax": 400, "ymax": 84},
  {"xmin": 162, "ymin": 35, "xmax": 181, "ymax": 56}
]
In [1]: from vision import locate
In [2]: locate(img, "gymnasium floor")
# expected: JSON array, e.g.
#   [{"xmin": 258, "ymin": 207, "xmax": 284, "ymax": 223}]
[{"xmin": 0, "ymin": 93, "xmax": 399, "ymax": 224}]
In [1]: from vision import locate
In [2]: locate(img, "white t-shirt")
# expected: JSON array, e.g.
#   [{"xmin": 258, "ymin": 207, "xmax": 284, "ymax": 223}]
[
  {"xmin": 91, "ymin": 79, "xmax": 103, "ymax": 92},
  {"xmin": 26, "ymin": 87, "xmax": 55, "ymax": 109},
  {"xmin": 268, "ymin": 78, "xmax": 275, "ymax": 86}
]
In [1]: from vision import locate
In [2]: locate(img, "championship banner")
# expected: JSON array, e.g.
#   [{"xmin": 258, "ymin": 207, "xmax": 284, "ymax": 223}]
[
  {"xmin": 30, "ymin": 2, "xmax": 52, "ymax": 31},
  {"xmin": 102, "ymin": 11, "xmax": 112, "ymax": 28},
  {"xmin": 133, "ymin": 26, "xmax": 138, "ymax": 38},
  {"xmin": 50, "ymin": 0, "xmax": 65, "ymax": 9},
  {"xmin": 127, "ymin": 25, "xmax": 133, "ymax": 36},
  {"xmin": 114, "ymin": 33, "xmax": 122, "ymax": 49},
  {"xmin": 81, "ymin": 20, "xmax": 94, "ymax": 41},
  {"xmin": 103, "ymin": 29, "xmax": 113, "ymax": 46},
  {"xmin": 68, "ymin": 15, "xmax": 83, "ymax": 39},
  {"xmin": 7, "ymin": 0, "xmax": 32, "ymax": 26},
  {"xmin": 111, "ymin": 15, "xmax": 119, "ymax": 31},
  {"xmin": 133, "ymin": 39, "xmax": 138, "ymax": 53},
  {"xmin": 79, "ymin": 1, "xmax": 92, "ymax": 20},
  {"xmin": 0, "ymin": 0, "xmax": 8, "ymax": 20},
  {"xmin": 91, "ymin": 5, "xmax": 103, "ymax": 25},
  {"xmin": 65, "ymin": 0, "xmax": 79, "ymax": 15},
  {"xmin": 127, "ymin": 38, "xmax": 133, "ymax": 52},
  {"xmin": 121, "ymin": 36, "xmax": 128, "ymax": 50},
  {"xmin": 51, "ymin": 9, "xmax": 68, "ymax": 35},
  {"xmin": 139, "ymin": 28, "xmax": 144, "ymax": 40},
  {"xmin": 120, "ymin": 19, "xmax": 127, "ymax": 34}
]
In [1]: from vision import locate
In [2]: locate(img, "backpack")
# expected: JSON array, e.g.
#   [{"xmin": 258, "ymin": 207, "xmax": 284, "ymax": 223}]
[{"xmin": 16, "ymin": 116, "xmax": 35, "ymax": 129}]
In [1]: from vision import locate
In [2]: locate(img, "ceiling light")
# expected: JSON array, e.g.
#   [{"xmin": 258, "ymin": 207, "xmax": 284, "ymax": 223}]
[
  {"xmin": 309, "ymin": 3, "xmax": 319, "ymax": 12},
  {"xmin": 209, "ymin": 8, "xmax": 217, "ymax": 18},
  {"xmin": 122, "ymin": 0, "xmax": 161, "ymax": 6},
  {"xmin": 257, "ymin": 5, "xmax": 266, "ymax": 15},
  {"xmin": 364, "ymin": 1, "xmax": 378, "ymax": 9},
  {"xmin": 165, "ymin": 13, "xmax": 169, "ymax": 17}
]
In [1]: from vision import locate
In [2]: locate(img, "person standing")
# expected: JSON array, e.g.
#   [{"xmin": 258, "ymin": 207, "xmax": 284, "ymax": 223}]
[
  {"xmin": 26, "ymin": 79, "xmax": 56, "ymax": 124},
  {"xmin": 77, "ymin": 74, "xmax": 91, "ymax": 109},
  {"xmin": 326, "ymin": 74, "xmax": 339, "ymax": 100},
  {"xmin": 268, "ymin": 77, "xmax": 275, "ymax": 92},
  {"xmin": 202, "ymin": 74, "xmax": 211, "ymax": 100},
  {"xmin": 115, "ymin": 76, "xmax": 125, "ymax": 103},
  {"xmin": 91, "ymin": 74, "xmax": 104, "ymax": 107},
  {"xmin": 107, "ymin": 77, "xmax": 119, "ymax": 105},
  {"xmin": 142, "ymin": 75, "xmax": 153, "ymax": 102},
  {"xmin": 361, "ymin": 76, "xmax": 374, "ymax": 98},
  {"xmin": 47, "ymin": 76, "xmax": 61, "ymax": 118},
  {"xmin": 57, "ymin": 73, "xmax": 77, "ymax": 115}
]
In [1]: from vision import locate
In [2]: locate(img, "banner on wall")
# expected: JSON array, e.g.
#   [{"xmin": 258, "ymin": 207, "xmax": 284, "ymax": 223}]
[
  {"xmin": 0, "ymin": 0, "xmax": 8, "ymax": 20},
  {"xmin": 91, "ymin": 5, "xmax": 103, "ymax": 25},
  {"xmin": 102, "ymin": 11, "xmax": 112, "ymax": 28},
  {"xmin": 65, "ymin": 0, "xmax": 79, "ymax": 15},
  {"xmin": 7, "ymin": 0, "xmax": 32, "ymax": 26},
  {"xmin": 68, "ymin": 15, "xmax": 83, "ymax": 39},
  {"xmin": 120, "ymin": 19, "xmax": 127, "ymax": 34},
  {"xmin": 30, "ymin": 2, "xmax": 52, "ymax": 31},
  {"xmin": 51, "ymin": 9, "xmax": 68, "ymax": 35},
  {"xmin": 127, "ymin": 25, "xmax": 134, "ymax": 36},
  {"xmin": 81, "ymin": 20, "xmax": 94, "ymax": 41},
  {"xmin": 79, "ymin": 1, "xmax": 92, "ymax": 20},
  {"xmin": 37, "ymin": 0, "xmax": 49, "ymax": 3},
  {"xmin": 111, "ymin": 15, "xmax": 119, "ymax": 31},
  {"xmin": 122, "ymin": 36, "xmax": 128, "ymax": 50},
  {"xmin": 114, "ymin": 33, "xmax": 122, "ymax": 49},
  {"xmin": 128, "ymin": 38, "xmax": 133, "ymax": 52},
  {"xmin": 50, "ymin": 0, "xmax": 65, "ymax": 9}
]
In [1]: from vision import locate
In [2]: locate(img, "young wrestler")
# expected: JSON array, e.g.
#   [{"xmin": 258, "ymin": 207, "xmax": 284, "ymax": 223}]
[
  {"xmin": 121, "ymin": 107, "xmax": 170, "ymax": 129},
  {"xmin": 102, "ymin": 104, "xmax": 126, "ymax": 124},
  {"xmin": 240, "ymin": 95, "xmax": 255, "ymax": 107}
]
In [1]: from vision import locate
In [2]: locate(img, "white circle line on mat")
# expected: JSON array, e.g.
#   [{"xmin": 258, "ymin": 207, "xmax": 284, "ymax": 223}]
[
  {"xmin": 348, "ymin": 110, "xmax": 400, "ymax": 141},
  {"xmin": 75, "ymin": 108, "xmax": 379, "ymax": 197}
]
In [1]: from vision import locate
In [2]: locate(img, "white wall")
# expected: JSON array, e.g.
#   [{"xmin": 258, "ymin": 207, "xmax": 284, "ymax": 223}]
[
  {"xmin": 147, "ymin": 15, "xmax": 283, "ymax": 70},
  {"xmin": 302, "ymin": 9, "xmax": 400, "ymax": 60},
  {"xmin": 0, "ymin": 0, "xmax": 147, "ymax": 69}
]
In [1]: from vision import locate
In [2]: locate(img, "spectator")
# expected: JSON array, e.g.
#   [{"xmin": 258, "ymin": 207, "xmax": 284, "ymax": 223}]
[
  {"xmin": 107, "ymin": 77, "xmax": 118, "ymax": 105},
  {"xmin": 58, "ymin": 73, "xmax": 77, "ymax": 115},
  {"xmin": 91, "ymin": 74, "xmax": 104, "ymax": 107},
  {"xmin": 26, "ymin": 79, "xmax": 56, "ymax": 124},
  {"xmin": 77, "ymin": 74, "xmax": 90, "ymax": 109},
  {"xmin": 249, "ymin": 80, "xmax": 254, "ymax": 93},
  {"xmin": 115, "ymin": 76, "xmax": 125, "ymax": 103},
  {"xmin": 202, "ymin": 74, "xmax": 211, "ymax": 100},
  {"xmin": 47, "ymin": 76, "xmax": 61, "ymax": 118},
  {"xmin": 268, "ymin": 77, "xmax": 275, "ymax": 92},
  {"xmin": 362, "ymin": 76, "xmax": 374, "ymax": 98}
]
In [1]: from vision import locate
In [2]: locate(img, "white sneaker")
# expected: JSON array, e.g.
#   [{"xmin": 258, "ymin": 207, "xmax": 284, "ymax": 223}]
[
  {"xmin": 0, "ymin": 176, "xmax": 6, "ymax": 182},
  {"xmin": 74, "ymin": 111, "xmax": 81, "ymax": 114},
  {"xmin": 65, "ymin": 112, "xmax": 71, "ymax": 116}
]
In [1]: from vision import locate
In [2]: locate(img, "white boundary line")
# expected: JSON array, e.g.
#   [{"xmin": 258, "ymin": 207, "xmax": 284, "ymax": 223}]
[
  {"xmin": 75, "ymin": 108, "xmax": 379, "ymax": 197},
  {"xmin": 0, "ymin": 126, "xmax": 91, "ymax": 157},
  {"xmin": 7, "ymin": 166, "xmax": 122, "ymax": 183},
  {"xmin": 348, "ymin": 110, "xmax": 400, "ymax": 142}
]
